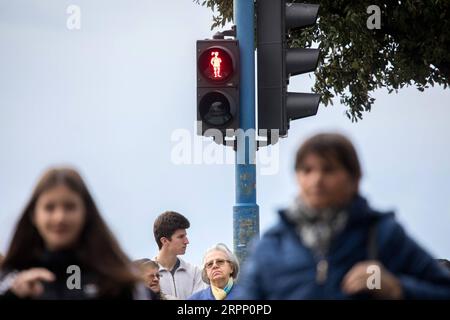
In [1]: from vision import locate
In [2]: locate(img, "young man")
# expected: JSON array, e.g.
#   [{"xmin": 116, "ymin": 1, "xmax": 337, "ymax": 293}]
[{"xmin": 153, "ymin": 211, "xmax": 206, "ymax": 299}]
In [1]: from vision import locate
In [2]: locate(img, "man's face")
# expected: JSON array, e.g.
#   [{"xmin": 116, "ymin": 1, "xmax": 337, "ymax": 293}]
[
  {"xmin": 165, "ymin": 229, "xmax": 189, "ymax": 255},
  {"xmin": 296, "ymin": 153, "xmax": 357, "ymax": 210}
]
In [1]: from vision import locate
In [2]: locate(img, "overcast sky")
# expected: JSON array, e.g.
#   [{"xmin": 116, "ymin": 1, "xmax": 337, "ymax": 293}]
[{"xmin": 1, "ymin": 0, "xmax": 449, "ymax": 266}]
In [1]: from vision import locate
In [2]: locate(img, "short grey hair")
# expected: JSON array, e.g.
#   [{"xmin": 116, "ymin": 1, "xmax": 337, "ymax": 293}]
[{"xmin": 201, "ymin": 243, "xmax": 240, "ymax": 284}]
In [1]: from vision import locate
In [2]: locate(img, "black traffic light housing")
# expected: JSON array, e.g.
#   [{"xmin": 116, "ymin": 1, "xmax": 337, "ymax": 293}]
[
  {"xmin": 257, "ymin": 0, "xmax": 320, "ymax": 144},
  {"xmin": 197, "ymin": 39, "xmax": 240, "ymax": 145}
]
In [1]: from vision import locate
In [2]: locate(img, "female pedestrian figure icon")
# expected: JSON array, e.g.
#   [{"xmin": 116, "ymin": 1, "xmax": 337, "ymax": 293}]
[{"xmin": 210, "ymin": 51, "xmax": 222, "ymax": 78}]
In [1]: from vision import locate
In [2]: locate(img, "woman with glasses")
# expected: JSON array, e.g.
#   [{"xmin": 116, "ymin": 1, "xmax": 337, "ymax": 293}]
[
  {"xmin": 133, "ymin": 259, "xmax": 176, "ymax": 300},
  {"xmin": 188, "ymin": 243, "xmax": 240, "ymax": 300}
]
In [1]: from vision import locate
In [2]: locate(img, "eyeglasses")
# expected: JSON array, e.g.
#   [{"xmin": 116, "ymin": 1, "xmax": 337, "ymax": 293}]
[
  {"xmin": 204, "ymin": 259, "xmax": 230, "ymax": 270},
  {"xmin": 148, "ymin": 273, "xmax": 161, "ymax": 279}
]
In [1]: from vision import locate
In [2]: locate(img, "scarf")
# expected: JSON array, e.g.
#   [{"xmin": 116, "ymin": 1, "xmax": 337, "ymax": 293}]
[
  {"xmin": 285, "ymin": 197, "xmax": 349, "ymax": 257},
  {"xmin": 211, "ymin": 278, "xmax": 233, "ymax": 300}
]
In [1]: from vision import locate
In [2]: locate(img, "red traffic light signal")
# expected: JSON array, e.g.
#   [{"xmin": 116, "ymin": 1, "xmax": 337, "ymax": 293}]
[
  {"xmin": 197, "ymin": 40, "xmax": 240, "ymax": 144},
  {"xmin": 198, "ymin": 47, "xmax": 234, "ymax": 82}
]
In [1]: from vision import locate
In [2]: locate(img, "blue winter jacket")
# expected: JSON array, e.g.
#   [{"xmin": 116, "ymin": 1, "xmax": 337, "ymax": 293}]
[
  {"xmin": 188, "ymin": 284, "xmax": 241, "ymax": 300},
  {"xmin": 237, "ymin": 195, "xmax": 450, "ymax": 299}
]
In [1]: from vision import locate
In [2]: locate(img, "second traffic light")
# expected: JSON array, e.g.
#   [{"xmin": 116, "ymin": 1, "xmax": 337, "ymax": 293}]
[
  {"xmin": 197, "ymin": 39, "xmax": 239, "ymax": 145},
  {"xmin": 257, "ymin": 0, "xmax": 321, "ymax": 143}
]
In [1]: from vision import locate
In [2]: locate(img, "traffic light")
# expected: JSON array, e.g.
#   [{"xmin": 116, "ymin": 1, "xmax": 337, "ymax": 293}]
[
  {"xmin": 197, "ymin": 39, "xmax": 239, "ymax": 144},
  {"xmin": 257, "ymin": 0, "xmax": 320, "ymax": 143}
]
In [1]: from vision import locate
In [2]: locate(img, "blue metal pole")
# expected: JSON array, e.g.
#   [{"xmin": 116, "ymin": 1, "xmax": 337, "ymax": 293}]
[{"xmin": 233, "ymin": 0, "xmax": 259, "ymax": 264}]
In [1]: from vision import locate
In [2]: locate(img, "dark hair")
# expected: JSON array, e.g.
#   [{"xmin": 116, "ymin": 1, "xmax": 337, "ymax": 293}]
[
  {"xmin": 437, "ymin": 259, "xmax": 450, "ymax": 271},
  {"xmin": 153, "ymin": 211, "xmax": 190, "ymax": 249},
  {"xmin": 133, "ymin": 258, "xmax": 152, "ymax": 265},
  {"xmin": 1, "ymin": 167, "xmax": 139, "ymax": 296},
  {"xmin": 295, "ymin": 133, "xmax": 362, "ymax": 182},
  {"xmin": 133, "ymin": 259, "xmax": 159, "ymax": 272}
]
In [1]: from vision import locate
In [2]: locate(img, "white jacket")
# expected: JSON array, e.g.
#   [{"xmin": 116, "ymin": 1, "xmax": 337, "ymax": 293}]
[{"xmin": 157, "ymin": 258, "xmax": 207, "ymax": 299}]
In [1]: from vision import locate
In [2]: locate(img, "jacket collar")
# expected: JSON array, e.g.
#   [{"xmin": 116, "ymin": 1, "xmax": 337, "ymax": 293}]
[
  {"xmin": 155, "ymin": 257, "xmax": 187, "ymax": 272},
  {"xmin": 276, "ymin": 194, "xmax": 391, "ymax": 234}
]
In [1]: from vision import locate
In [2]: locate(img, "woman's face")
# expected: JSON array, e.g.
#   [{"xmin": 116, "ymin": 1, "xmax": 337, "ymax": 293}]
[
  {"xmin": 204, "ymin": 250, "xmax": 233, "ymax": 288},
  {"xmin": 296, "ymin": 153, "xmax": 357, "ymax": 210},
  {"xmin": 33, "ymin": 185, "xmax": 86, "ymax": 251},
  {"xmin": 144, "ymin": 267, "xmax": 161, "ymax": 293}
]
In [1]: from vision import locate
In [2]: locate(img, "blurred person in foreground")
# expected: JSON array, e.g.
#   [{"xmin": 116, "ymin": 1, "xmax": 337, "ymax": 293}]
[
  {"xmin": 0, "ymin": 167, "xmax": 152, "ymax": 299},
  {"xmin": 189, "ymin": 243, "xmax": 241, "ymax": 300},
  {"xmin": 238, "ymin": 133, "xmax": 450, "ymax": 299}
]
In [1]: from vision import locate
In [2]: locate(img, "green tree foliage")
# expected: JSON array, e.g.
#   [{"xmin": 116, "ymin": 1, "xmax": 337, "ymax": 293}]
[{"xmin": 194, "ymin": 0, "xmax": 450, "ymax": 121}]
